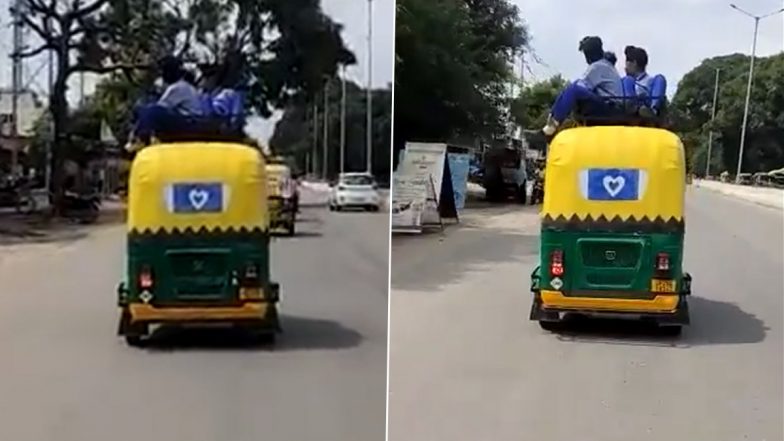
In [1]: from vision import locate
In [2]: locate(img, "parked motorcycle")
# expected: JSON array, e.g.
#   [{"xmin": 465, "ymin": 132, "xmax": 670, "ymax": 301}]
[
  {"xmin": 0, "ymin": 175, "xmax": 37, "ymax": 214},
  {"xmin": 530, "ymin": 168, "xmax": 545, "ymax": 205},
  {"xmin": 62, "ymin": 190, "xmax": 101, "ymax": 224}
]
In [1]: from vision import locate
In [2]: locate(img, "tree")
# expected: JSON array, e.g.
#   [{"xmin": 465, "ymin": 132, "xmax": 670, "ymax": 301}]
[
  {"xmin": 17, "ymin": 0, "xmax": 356, "ymax": 210},
  {"xmin": 510, "ymin": 75, "xmax": 567, "ymax": 129},
  {"xmin": 269, "ymin": 80, "xmax": 392, "ymax": 183},
  {"xmin": 672, "ymin": 53, "xmax": 784, "ymax": 176},
  {"xmin": 14, "ymin": 0, "xmax": 178, "ymax": 210},
  {"xmin": 394, "ymin": 0, "xmax": 528, "ymax": 159}
]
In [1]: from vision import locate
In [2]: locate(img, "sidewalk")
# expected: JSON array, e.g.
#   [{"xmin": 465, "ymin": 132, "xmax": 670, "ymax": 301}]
[
  {"xmin": 693, "ymin": 180, "xmax": 783, "ymax": 210},
  {"xmin": 0, "ymin": 200, "xmax": 125, "ymax": 246}
]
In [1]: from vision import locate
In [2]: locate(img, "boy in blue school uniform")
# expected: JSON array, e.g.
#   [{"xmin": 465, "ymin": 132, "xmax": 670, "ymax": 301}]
[{"xmin": 542, "ymin": 36, "xmax": 623, "ymax": 136}]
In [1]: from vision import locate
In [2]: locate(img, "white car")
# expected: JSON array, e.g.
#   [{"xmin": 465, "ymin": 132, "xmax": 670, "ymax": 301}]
[{"xmin": 329, "ymin": 173, "xmax": 381, "ymax": 212}]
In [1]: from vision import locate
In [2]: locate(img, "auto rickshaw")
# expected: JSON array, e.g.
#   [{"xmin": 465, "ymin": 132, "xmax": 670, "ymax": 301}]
[
  {"xmin": 117, "ymin": 142, "xmax": 281, "ymax": 346},
  {"xmin": 265, "ymin": 156, "xmax": 297, "ymax": 236},
  {"xmin": 529, "ymin": 125, "xmax": 691, "ymax": 334}
]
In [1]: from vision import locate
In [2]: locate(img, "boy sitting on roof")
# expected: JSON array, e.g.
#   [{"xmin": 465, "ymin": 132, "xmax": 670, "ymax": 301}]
[
  {"xmin": 126, "ymin": 57, "xmax": 204, "ymax": 151},
  {"xmin": 621, "ymin": 46, "xmax": 667, "ymax": 117},
  {"xmin": 542, "ymin": 36, "xmax": 624, "ymax": 136}
]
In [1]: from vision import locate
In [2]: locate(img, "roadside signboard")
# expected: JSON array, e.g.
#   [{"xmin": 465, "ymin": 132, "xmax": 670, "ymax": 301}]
[{"xmin": 392, "ymin": 142, "xmax": 457, "ymax": 232}]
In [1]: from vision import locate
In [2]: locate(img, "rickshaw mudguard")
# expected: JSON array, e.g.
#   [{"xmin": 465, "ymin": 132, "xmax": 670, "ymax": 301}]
[{"xmin": 530, "ymin": 266, "xmax": 541, "ymax": 292}]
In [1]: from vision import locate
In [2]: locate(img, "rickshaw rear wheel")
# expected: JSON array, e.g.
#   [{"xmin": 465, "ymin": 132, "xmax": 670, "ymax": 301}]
[
  {"xmin": 258, "ymin": 332, "xmax": 276, "ymax": 346},
  {"xmin": 124, "ymin": 335, "xmax": 146, "ymax": 347},
  {"xmin": 659, "ymin": 325, "xmax": 682, "ymax": 336},
  {"xmin": 243, "ymin": 325, "xmax": 277, "ymax": 346},
  {"xmin": 538, "ymin": 320, "xmax": 561, "ymax": 332},
  {"xmin": 118, "ymin": 308, "xmax": 149, "ymax": 346}
]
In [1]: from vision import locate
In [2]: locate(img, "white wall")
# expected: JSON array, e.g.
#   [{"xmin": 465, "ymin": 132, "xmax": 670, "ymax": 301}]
[{"xmin": 0, "ymin": 89, "xmax": 45, "ymax": 137}]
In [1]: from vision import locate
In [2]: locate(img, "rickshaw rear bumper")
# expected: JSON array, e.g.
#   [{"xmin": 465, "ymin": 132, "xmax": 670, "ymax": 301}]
[
  {"xmin": 126, "ymin": 301, "xmax": 279, "ymax": 325},
  {"xmin": 530, "ymin": 292, "xmax": 690, "ymax": 325},
  {"xmin": 529, "ymin": 267, "xmax": 691, "ymax": 325},
  {"xmin": 118, "ymin": 282, "xmax": 281, "ymax": 329}
]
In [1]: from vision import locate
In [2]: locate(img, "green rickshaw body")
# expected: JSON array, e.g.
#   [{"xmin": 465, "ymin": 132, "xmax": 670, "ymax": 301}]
[
  {"xmin": 117, "ymin": 142, "xmax": 280, "ymax": 344},
  {"xmin": 530, "ymin": 126, "xmax": 691, "ymax": 329}
]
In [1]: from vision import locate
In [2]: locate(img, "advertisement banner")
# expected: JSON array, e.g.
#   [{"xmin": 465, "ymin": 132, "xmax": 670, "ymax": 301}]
[
  {"xmin": 391, "ymin": 174, "xmax": 429, "ymax": 233},
  {"xmin": 398, "ymin": 143, "xmax": 448, "ymax": 205}
]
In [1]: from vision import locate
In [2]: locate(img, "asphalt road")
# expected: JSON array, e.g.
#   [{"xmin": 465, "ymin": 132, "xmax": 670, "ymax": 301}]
[
  {"xmin": 389, "ymin": 186, "xmax": 783, "ymax": 441},
  {"xmin": 0, "ymin": 206, "xmax": 388, "ymax": 441}
]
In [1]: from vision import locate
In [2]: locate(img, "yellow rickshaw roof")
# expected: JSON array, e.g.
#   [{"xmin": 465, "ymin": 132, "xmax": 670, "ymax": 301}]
[
  {"xmin": 542, "ymin": 126, "xmax": 685, "ymax": 228},
  {"xmin": 127, "ymin": 142, "xmax": 268, "ymax": 233}
]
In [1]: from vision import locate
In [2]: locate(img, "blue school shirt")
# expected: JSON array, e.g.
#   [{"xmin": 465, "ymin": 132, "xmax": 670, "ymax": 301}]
[
  {"xmin": 576, "ymin": 59, "xmax": 623, "ymax": 98},
  {"xmin": 633, "ymin": 72, "xmax": 655, "ymax": 97},
  {"xmin": 158, "ymin": 80, "xmax": 203, "ymax": 116}
]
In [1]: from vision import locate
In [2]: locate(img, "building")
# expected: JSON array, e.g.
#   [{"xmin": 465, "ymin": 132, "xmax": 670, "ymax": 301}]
[{"xmin": 0, "ymin": 89, "xmax": 46, "ymax": 172}]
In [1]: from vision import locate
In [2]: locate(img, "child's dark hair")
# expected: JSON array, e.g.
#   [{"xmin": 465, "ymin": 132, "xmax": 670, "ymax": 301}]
[
  {"xmin": 579, "ymin": 36, "xmax": 604, "ymax": 64},
  {"xmin": 159, "ymin": 56, "xmax": 184, "ymax": 84},
  {"xmin": 624, "ymin": 45, "xmax": 649, "ymax": 70},
  {"xmin": 183, "ymin": 69, "xmax": 196, "ymax": 85}
]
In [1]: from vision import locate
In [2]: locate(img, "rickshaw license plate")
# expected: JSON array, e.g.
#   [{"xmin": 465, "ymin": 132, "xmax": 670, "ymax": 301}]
[
  {"xmin": 239, "ymin": 287, "xmax": 262, "ymax": 300},
  {"xmin": 651, "ymin": 279, "xmax": 676, "ymax": 293}
]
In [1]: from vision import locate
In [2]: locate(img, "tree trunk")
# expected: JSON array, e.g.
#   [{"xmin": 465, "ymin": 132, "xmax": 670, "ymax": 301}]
[{"xmin": 49, "ymin": 48, "xmax": 70, "ymax": 217}]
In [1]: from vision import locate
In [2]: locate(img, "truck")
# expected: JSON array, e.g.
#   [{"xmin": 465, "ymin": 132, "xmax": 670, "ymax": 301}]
[{"xmin": 481, "ymin": 139, "xmax": 528, "ymax": 203}]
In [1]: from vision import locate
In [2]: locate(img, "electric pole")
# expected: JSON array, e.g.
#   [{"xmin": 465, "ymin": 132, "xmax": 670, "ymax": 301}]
[
  {"xmin": 705, "ymin": 68, "xmax": 720, "ymax": 178},
  {"xmin": 366, "ymin": 0, "xmax": 373, "ymax": 174},
  {"xmin": 10, "ymin": 0, "xmax": 24, "ymax": 176},
  {"xmin": 323, "ymin": 80, "xmax": 330, "ymax": 179},
  {"xmin": 340, "ymin": 65, "xmax": 347, "ymax": 174}
]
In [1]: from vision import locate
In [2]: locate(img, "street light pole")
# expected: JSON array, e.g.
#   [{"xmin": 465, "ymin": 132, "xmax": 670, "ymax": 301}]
[
  {"xmin": 312, "ymin": 101, "xmax": 319, "ymax": 177},
  {"xmin": 323, "ymin": 80, "xmax": 330, "ymax": 179},
  {"xmin": 340, "ymin": 65, "xmax": 347, "ymax": 174},
  {"xmin": 729, "ymin": 3, "xmax": 784, "ymax": 183},
  {"xmin": 705, "ymin": 68, "xmax": 720, "ymax": 178},
  {"xmin": 366, "ymin": 0, "xmax": 373, "ymax": 174},
  {"xmin": 46, "ymin": 31, "xmax": 54, "ymax": 191}
]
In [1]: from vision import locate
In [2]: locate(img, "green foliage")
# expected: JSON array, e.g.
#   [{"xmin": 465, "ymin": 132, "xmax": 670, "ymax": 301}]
[
  {"xmin": 269, "ymin": 80, "xmax": 392, "ymax": 182},
  {"xmin": 394, "ymin": 0, "xmax": 528, "ymax": 154},
  {"xmin": 21, "ymin": 0, "xmax": 355, "ymax": 201},
  {"xmin": 510, "ymin": 75, "xmax": 567, "ymax": 129},
  {"xmin": 671, "ymin": 53, "xmax": 784, "ymax": 175}
]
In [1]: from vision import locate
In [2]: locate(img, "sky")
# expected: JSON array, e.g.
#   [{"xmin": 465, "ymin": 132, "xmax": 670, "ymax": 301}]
[
  {"xmin": 0, "ymin": 0, "xmax": 395, "ymax": 142},
  {"xmin": 248, "ymin": 0, "xmax": 396, "ymax": 141},
  {"xmin": 2, "ymin": 0, "xmax": 783, "ymax": 141},
  {"xmin": 513, "ymin": 0, "xmax": 784, "ymax": 92}
]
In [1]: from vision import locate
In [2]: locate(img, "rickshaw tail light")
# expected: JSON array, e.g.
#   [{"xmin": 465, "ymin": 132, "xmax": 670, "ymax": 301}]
[
  {"xmin": 138, "ymin": 266, "xmax": 154, "ymax": 289},
  {"xmin": 550, "ymin": 249, "xmax": 564, "ymax": 276},
  {"xmin": 656, "ymin": 253, "xmax": 670, "ymax": 272}
]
